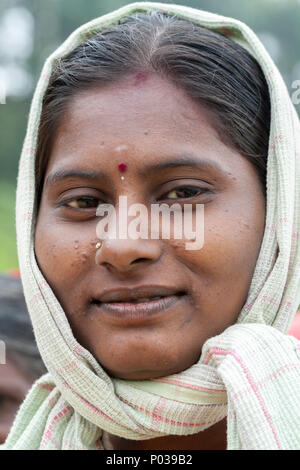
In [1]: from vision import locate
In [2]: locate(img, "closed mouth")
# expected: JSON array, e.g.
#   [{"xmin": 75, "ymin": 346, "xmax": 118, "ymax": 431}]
[
  {"xmin": 89, "ymin": 289, "xmax": 188, "ymax": 322},
  {"xmin": 91, "ymin": 292, "xmax": 186, "ymax": 306}
]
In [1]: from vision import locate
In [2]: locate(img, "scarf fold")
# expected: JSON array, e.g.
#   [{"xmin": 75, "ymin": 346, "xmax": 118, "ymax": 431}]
[{"xmin": 3, "ymin": 2, "xmax": 300, "ymax": 450}]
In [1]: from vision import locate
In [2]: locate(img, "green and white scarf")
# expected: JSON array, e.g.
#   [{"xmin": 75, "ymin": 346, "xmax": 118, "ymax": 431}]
[{"xmin": 3, "ymin": 2, "xmax": 300, "ymax": 450}]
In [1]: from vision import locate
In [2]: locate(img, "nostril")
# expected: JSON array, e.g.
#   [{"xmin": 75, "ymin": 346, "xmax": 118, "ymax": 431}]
[
  {"xmin": 100, "ymin": 262, "xmax": 111, "ymax": 269},
  {"xmin": 132, "ymin": 258, "xmax": 149, "ymax": 264},
  {"xmin": 95, "ymin": 239, "xmax": 162, "ymax": 272}
]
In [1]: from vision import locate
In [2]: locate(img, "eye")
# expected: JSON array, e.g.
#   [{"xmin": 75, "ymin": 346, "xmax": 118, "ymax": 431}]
[
  {"xmin": 163, "ymin": 186, "xmax": 208, "ymax": 200},
  {"xmin": 63, "ymin": 196, "xmax": 100, "ymax": 209}
]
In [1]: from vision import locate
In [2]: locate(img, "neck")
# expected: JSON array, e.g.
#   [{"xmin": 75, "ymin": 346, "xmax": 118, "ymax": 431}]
[{"xmin": 108, "ymin": 417, "xmax": 227, "ymax": 450}]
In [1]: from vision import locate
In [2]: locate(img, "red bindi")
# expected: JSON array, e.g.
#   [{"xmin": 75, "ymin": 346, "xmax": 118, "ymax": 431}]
[
  {"xmin": 118, "ymin": 162, "xmax": 127, "ymax": 172},
  {"xmin": 132, "ymin": 71, "xmax": 149, "ymax": 86}
]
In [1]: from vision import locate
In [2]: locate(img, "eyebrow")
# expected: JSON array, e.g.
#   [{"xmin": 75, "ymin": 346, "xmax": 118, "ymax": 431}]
[
  {"xmin": 44, "ymin": 156, "xmax": 225, "ymax": 189},
  {"xmin": 44, "ymin": 169, "xmax": 107, "ymax": 189},
  {"xmin": 138, "ymin": 156, "xmax": 226, "ymax": 177}
]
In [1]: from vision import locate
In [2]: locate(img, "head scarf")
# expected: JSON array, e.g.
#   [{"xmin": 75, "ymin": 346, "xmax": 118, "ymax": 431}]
[{"xmin": 3, "ymin": 2, "xmax": 300, "ymax": 450}]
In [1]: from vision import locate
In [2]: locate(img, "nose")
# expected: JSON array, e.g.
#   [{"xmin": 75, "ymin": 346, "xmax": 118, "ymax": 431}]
[{"xmin": 95, "ymin": 238, "xmax": 162, "ymax": 274}]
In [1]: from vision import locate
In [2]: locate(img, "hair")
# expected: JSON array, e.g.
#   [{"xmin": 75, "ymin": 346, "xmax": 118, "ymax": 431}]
[
  {"xmin": 0, "ymin": 275, "xmax": 46, "ymax": 379},
  {"xmin": 35, "ymin": 10, "xmax": 271, "ymax": 210}
]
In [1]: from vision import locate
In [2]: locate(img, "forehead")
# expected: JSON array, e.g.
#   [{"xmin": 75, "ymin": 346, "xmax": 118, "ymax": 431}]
[
  {"xmin": 52, "ymin": 74, "xmax": 220, "ymax": 147},
  {"xmin": 45, "ymin": 74, "xmax": 249, "ymax": 177}
]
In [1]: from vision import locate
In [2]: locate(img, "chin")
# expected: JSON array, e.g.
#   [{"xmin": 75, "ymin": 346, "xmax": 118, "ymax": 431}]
[
  {"xmin": 88, "ymin": 335, "xmax": 202, "ymax": 381},
  {"xmin": 109, "ymin": 370, "xmax": 167, "ymax": 381},
  {"xmin": 102, "ymin": 360, "xmax": 193, "ymax": 381}
]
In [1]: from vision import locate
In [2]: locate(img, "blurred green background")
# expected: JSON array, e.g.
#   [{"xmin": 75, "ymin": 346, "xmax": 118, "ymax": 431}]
[{"xmin": 1, "ymin": 0, "xmax": 300, "ymax": 272}]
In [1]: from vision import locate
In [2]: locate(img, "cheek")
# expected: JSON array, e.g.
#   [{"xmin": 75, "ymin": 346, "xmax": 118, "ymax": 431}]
[
  {"xmin": 171, "ymin": 204, "xmax": 265, "ymax": 290},
  {"xmin": 34, "ymin": 217, "xmax": 98, "ymax": 292}
]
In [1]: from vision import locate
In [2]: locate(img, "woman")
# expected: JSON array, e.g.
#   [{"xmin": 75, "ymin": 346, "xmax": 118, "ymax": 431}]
[{"xmin": 3, "ymin": 2, "xmax": 300, "ymax": 450}]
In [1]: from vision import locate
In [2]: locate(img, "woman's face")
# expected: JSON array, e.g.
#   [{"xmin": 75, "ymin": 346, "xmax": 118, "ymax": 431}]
[{"xmin": 35, "ymin": 74, "xmax": 266, "ymax": 380}]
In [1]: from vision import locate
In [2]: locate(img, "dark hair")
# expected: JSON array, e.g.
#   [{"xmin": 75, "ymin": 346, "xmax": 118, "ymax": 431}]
[
  {"xmin": 35, "ymin": 11, "xmax": 270, "ymax": 210},
  {"xmin": 0, "ymin": 275, "xmax": 46, "ymax": 379}
]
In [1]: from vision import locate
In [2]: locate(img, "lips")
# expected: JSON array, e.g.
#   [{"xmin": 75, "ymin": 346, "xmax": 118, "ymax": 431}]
[
  {"xmin": 92, "ymin": 286, "xmax": 186, "ymax": 304},
  {"xmin": 90, "ymin": 286, "xmax": 187, "ymax": 322}
]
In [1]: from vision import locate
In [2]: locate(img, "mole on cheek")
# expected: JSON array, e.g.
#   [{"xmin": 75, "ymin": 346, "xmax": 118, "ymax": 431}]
[
  {"xmin": 71, "ymin": 239, "xmax": 100, "ymax": 267},
  {"xmin": 90, "ymin": 238, "xmax": 99, "ymax": 248}
]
